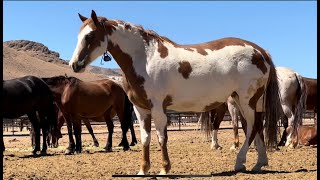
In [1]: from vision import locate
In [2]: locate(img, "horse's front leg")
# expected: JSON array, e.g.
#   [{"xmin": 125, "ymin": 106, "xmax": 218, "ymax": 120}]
[
  {"xmin": 83, "ymin": 118, "xmax": 99, "ymax": 147},
  {"xmin": 73, "ymin": 118, "xmax": 82, "ymax": 154},
  {"xmin": 134, "ymin": 106, "xmax": 152, "ymax": 175},
  {"xmin": 64, "ymin": 115, "xmax": 75, "ymax": 155},
  {"xmin": 151, "ymin": 101, "xmax": 171, "ymax": 175}
]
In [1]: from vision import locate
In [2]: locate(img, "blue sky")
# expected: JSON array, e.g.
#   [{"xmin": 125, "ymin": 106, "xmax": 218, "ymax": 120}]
[{"xmin": 3, "ymin": 1, "xmax": 317, "ymax": 78}]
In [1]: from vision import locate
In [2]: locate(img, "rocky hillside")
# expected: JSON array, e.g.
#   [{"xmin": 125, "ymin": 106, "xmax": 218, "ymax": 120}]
[{"xmin": 3, "ymin": 40, "xmax": 122, "ymax": 82}]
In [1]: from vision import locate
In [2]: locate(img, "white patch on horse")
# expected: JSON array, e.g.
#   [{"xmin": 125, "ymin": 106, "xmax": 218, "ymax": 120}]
[{"xmin": 69, "ymin": 25, "xmax": 93, "ymax": 67}]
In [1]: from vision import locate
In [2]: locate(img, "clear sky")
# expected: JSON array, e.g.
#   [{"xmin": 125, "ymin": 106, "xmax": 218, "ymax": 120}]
[{"xmin": 3, "ymin": 1, "xmax": 317, "ymax": 78}]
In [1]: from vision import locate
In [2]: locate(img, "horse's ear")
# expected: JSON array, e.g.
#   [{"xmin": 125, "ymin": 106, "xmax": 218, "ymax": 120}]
[
  {"xmin": 78, "ymin": 13, "xmax": 88, "ymax": 22},
  {"xmin": 91, "ymin": 10, "xmax": 99, "ymax": 26}
]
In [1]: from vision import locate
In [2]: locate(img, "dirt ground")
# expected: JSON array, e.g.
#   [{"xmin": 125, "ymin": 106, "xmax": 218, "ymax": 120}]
[{"xmin": 3, "ymin": 123, "xmax": 317, "ymax": 180}]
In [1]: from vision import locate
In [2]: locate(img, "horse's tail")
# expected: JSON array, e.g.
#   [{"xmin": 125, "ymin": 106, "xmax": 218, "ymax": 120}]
[
  {"xmin": 199, "ymin": 111, "xmax": 212, "ymax": 137},
  {"xmin": 292, "ymin": 73, "xmax": 307, "ymax": 138},
  {"xmin": 263, "ymin": 52, "xmax": 284, "ymax": 149}
]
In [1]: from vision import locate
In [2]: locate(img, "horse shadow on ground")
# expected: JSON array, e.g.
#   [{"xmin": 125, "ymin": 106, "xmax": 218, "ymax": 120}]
[
  {"xmin": 211, "ymin": 169, "xmax": 317, "ymax": 177},
  {"xmin": 18, "ymin": 153, "xmax": 60, "ymax": 159}
]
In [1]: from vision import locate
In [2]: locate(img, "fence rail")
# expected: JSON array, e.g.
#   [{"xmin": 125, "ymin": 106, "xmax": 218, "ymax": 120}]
[{"xmin": 3, "ymin": 111, "xmax": 316, "ymax": 135}]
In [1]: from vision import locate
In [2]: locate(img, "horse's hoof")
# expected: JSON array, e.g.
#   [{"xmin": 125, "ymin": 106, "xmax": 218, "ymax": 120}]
[
  {"xmin": 130, "ymin": 142, "xmax": 138, "ymax": 146},
  {"xmin": 94, "ymin": 142, "xmax": 99, "ymax": 147},
  {"xmin": 40, "ymin": 151, "xmax": 47, "ymax": 155},
  {"xmin": 211, "ymin": 145, "xmax": 222, "ymax": 150},
  {"xmin": 235, "ymin": 164, "xmax": 246, "ymax": 173},
  {"xmin": 65, "ymin": 149, "xmax": 74, "ymax": 155},
  {"xmin": 103, "ymin": 147, "xmax": 112, "ymax": 152},
  {"xmin": 123, "ymin": 147, "xmax": 130, "ymax": 151}
]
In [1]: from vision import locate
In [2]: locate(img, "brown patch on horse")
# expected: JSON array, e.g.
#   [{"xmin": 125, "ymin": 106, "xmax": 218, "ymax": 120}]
[
  {"xmin": 184, "ymin": 48, "xmax": 194, "ymax": 52},
  {"xmin": 303, "ymin": 77, "xmax": 317, "ymax": 111},
  {"xmin": 178, "ymin": 61, "xmax": 192, "ymax": 79},
  {"xmin": 158, "ymin": 41, "xmax": 169, "ymax": 58},
  {"xmin": 107, "ymin": 41, "xmax": 152, "ymax": 110},
  {"xmin": 298, "ymin": 125, "xmax": 317, "ymax": 146},
  {"xmin": 162, "ymin": 95, "xmax": 173, "ymax": 113},
  {"xmin": 251, "ymin": 49, "xmax": 267, "ymax": 74},
  {"xmin": 249, "ymin": 112, "xmax": 264, "ymax": 145},
  {"xmin": 249, "ymin": 86, "xmax": 265, "ymax": 110},
  {"xmin": 203, "ymin": 102, "xmax": 223, "ymax": 112}
]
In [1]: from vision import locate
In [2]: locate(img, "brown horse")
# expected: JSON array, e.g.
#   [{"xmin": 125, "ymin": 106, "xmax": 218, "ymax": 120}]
[
  {"xmin": 42, "ymin": 75, "xmax": 133, "ymax": 154},
  {"xmin": 303, "ymin": 77, "xmax": 317, "ymax": 120}
]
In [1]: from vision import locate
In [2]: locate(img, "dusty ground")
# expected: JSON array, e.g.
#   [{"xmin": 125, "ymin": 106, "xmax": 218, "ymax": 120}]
[{"xmin": 3, "ymin": 123, "xmax": 317, "ymax": 180}]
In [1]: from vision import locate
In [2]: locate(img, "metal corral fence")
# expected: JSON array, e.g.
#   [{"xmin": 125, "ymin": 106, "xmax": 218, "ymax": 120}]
[{"xmin": 3, "ymin": 110, "xmax": 316, "ymax": 136}]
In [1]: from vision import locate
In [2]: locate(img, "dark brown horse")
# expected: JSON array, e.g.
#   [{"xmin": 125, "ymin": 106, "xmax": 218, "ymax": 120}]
[
  {"xmin": 42, "ymin": 75, "xmax": 133, "ymax": 154},
  {"xmin": 303, "ymin": 77, "xmax": 317, "ymax": 120},
  {"xmin": 3, "ymin": 76, "xmax": 59, "ymax": 155}
]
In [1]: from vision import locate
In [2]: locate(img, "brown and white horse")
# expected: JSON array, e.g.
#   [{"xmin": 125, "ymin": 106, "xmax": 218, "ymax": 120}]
[{"xmin": 69, "ymin": 10, "xmax": 297, "ymax": 174}]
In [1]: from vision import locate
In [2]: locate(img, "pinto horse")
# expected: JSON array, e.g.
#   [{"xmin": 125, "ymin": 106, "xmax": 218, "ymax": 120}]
[
  {"xmin": 3, "ymin": 76, "xmax": 59, "ymax": 155},
  {"xmin": 42, "ymin": 75, "xmax": 133, "ymax": 154},
  {"xmin": 69, "ymin": 10, "xmax": 299, "ymax": 174}
]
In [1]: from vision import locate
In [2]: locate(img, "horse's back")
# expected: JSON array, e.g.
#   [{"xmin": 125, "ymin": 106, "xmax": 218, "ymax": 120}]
[{"xmin": 3, "ymin": 76, "xmax": 53, "ymax": 118}]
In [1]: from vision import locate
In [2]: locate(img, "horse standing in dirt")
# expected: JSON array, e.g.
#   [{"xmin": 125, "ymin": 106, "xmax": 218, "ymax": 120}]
[
  {"xmin": 42, "ymin": 75, "xmax": 133, "ymax": 154},
  {"xmin": 3, "ymin": 76, "xmax": 59, "ymax": 155},
  {"xmin": 69, "ymin": 10, "xmax": 299, "ymax": 174},
  {"xmin": 275, "ymin": 67, "xmax": 307, "ymax": 148}
]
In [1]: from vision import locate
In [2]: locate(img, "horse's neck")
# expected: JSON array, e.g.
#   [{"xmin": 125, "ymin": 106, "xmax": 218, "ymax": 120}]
[{"xmin": 108, "ymin": 27, "xmax": 157, "ymax": 78}]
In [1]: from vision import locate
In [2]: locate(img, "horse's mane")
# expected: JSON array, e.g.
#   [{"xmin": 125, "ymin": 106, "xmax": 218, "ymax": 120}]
[
  {"xmin": 109, "ymin": 19, "xmax": 177, "ymax": 45},
  {"xmin": 42, "ymin": 76, "xmax": 82, "ymax": 86}
]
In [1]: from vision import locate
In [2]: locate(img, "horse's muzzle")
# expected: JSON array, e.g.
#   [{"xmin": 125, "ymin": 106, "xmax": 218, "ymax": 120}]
[{"xmin": 71, "ymin": 63, "xmax": 85, "ymax": 73}]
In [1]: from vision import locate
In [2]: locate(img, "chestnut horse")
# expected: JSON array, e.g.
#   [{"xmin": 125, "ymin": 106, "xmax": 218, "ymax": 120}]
[
  {"xmin": 3, "ymin": 76, "xmax": 59, "ymax": 155},
  {"xmin": 69, "ymin": 10, "xmax": 298, "ymax": 174},
  {"xmin": 42, "ymin": 75, "xmax": 133, "ymax": 154}
]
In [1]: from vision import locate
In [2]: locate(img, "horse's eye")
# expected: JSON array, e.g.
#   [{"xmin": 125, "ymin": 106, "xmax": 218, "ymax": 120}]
[{"xmin": 85, "ymin": 34, "xmax": 94, "ymax": 42}]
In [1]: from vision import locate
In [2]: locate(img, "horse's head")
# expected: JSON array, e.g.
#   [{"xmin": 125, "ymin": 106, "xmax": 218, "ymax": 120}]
[{"xmin": 70, "ymin": 10, "xmax": 112, "ymax": 73}]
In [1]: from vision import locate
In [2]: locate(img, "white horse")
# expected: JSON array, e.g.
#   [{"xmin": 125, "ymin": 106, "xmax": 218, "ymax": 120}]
[{"xmin": 69, "ymin": 10, "xmax": 298, "ymax": 174}]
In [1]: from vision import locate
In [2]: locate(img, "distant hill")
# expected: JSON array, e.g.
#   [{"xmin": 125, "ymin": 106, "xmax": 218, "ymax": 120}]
[{"xmin": 3, "ymin": 40, "xmax": 122, "ymax": 82}]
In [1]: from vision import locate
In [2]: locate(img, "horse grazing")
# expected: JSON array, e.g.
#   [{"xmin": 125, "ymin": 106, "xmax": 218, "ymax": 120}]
[
  {"xmin": 273, "ymin": 67, "xmax": 307, "ymax": 148},
  {"xmin": 69, "ymin": 10, "xmax": 299, "ymax": 174},
  {"xmin": 42, "ymin": 75, "xmax": 133, "ymax": 154},
  {"xmin": 200, "ymin": 96, "xmax": 247, "ymax": 151},
  {"xmin": 3, "ymin": 76, "xmax": 59, "ymax": 155}
]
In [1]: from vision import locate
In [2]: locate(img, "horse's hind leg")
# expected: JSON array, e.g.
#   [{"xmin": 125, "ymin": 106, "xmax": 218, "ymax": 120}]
[
  {"xmin": 211, "ymin": 105, "xmax": 227, "ymax": 150},
  {"xmin": 278, "ymin": 116, "xmax": 288, "ymax": 146},
  {"xmin": 73, "ymin": 118, "xmax": 82, "ymax": 153},
  {"xmin": 104, "ymin": 116, "xmax": 114, "ymax": 152},
  {"xmin": 83, "ymin": 119, "xmax": 99, "ymax": 147},
  {"xmin": 251, "ymin": 112, "xmax": 268, "ymax": 172},
  {"xmin": 28, "ymin": 112, "xmax": 41, "ymax": 155},
  {"xmin": 129, "ymin": 121, "xmax": 138, "ymax": 146},
  {"xmin": 64, "ymin": 114, "xmax": 75, "ymax": 155}
]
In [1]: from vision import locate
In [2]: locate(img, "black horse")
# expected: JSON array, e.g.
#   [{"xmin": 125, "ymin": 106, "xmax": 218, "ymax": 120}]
[{"xmin": 3, "ymin": 76, "xmax": 60, "ymax": 155}]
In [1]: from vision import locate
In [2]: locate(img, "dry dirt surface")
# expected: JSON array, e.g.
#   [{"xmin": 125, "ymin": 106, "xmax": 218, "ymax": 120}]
[{"xmin": 3, "ymin": 124, "xmax": 317, "ymax": 180}]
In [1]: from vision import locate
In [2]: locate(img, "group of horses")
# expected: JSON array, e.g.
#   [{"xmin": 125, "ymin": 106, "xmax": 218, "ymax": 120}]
[
  {"xmin": 3, "ymin": 75, "xmax": 138, "ymax": 156},
  {"xmin": 3, "ymin": 10, "xmax": 317, "ymax": 175}
]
